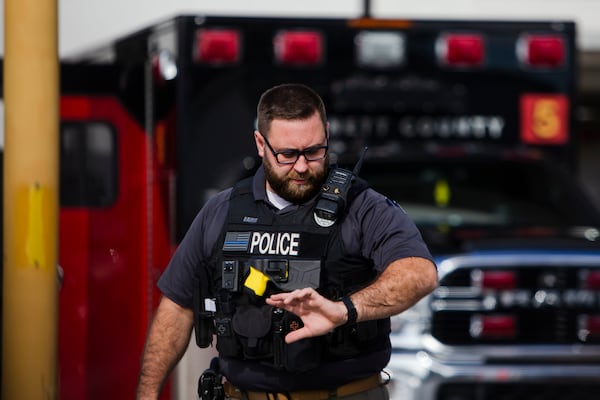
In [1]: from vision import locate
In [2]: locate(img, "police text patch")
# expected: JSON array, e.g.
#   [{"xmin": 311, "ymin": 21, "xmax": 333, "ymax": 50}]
[{"xmin": 223, "ymin": 231, "xmax": 300, "ymax": 256}]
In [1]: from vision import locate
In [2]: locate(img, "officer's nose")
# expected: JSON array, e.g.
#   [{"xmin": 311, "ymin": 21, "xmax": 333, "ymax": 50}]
[{"xmin": 293, "ymin": 154, "xmax": 310, "ymax": 173}]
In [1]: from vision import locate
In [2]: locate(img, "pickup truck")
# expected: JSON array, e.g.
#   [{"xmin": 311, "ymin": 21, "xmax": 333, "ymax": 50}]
[{"xmin": 359, "ymin": 151, "xmax": 600, "ymax": 400}]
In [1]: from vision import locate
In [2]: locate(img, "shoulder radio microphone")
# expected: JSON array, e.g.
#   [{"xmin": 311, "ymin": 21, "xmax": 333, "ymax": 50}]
[{"xmin": 313, "ymin": 147, "xmax": 368, "ymax": 227}]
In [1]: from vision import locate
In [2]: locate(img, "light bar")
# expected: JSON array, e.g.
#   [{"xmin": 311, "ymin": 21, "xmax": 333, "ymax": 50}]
[
  {"xmin": 517, "ymin": 34, "xmax": 565, "ymax": 68},
  {"xmin": 470, "ymin": 314, "xmax": 517, "ymax": 339},
  {"xmin": 355, "ymin": 31, "xmax": 405, "ymax": 68},
  {"xmin": 436, "ymin": 33, "xmax": 484, "ymax": 67},
  {"xmin": 472, "ymin": 269, "xmax": 517, "ymax": 290},
  {"xmin": 193, "ymin": 28, "xmax": 241, "ymax": 64},
  {"xmin": 274, "ymin": 30, "xmax": 323, "ymax": 65}
]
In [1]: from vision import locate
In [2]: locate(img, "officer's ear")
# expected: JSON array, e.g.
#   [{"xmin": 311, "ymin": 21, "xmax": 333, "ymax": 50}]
[{"xmin": 254, "ymin": 130, "xmax": 265, "ymax": 158}]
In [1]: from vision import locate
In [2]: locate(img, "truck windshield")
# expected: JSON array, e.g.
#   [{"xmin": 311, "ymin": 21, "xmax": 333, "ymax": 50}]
[{"xmin": 360, "ymin": 157, "xmax": 600, "ymax": 229}]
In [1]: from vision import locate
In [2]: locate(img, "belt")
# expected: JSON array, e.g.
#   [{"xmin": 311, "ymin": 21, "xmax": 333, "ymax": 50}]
[{"xmin": 223, "ymin": 374, "xmax": 384, "ymax": 400}]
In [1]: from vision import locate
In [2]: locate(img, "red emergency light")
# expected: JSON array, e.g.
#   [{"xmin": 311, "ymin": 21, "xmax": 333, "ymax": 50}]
[
  {"xmin": 193, "ymin": 28, "xmax": 241, "ymax": 64},
  {"xmin": 582, "ymin": 270, "xmax": 600, "ymax": 290},
  {"xmin": 437, "ymin": 33, "xmax": 485, "ymax": 67},
  {"xmin": 517, "ymin": 34, "xmax": 565, "ymax": 68},
  {"xmin": 274, "ymin": 30, "xmax": 323, "ymax": 65},
  {"xmin": 470, "ymin": 314, "xmax": 517, "ymax": 339},
  {"xmin": 472, "ymin": 270, "xmax": 517, "ymax": 290}
]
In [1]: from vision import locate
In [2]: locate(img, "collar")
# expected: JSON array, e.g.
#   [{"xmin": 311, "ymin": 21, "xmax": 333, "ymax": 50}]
[{"xmin": 251, "ymin": 164, "xmax": 269, "ymax": 203}]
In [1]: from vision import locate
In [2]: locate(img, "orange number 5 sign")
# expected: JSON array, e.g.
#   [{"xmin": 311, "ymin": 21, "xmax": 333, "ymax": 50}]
[{"xmin": 520, "ymin": 94, "xmax": 568, "ymax": 145}]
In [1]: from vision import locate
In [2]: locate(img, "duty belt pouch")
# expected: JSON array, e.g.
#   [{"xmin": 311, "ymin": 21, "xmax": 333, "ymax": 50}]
[
  {"xmin": 280, "ymin": 312, "xmax": 321, "ymax": 372},
  {"xmin": 231, "ymin": 305, "xmax": 273, "ymax": 359},
  {"xmin": 215, "ymin": 315, "xmax": 240, "ymax": 358}
]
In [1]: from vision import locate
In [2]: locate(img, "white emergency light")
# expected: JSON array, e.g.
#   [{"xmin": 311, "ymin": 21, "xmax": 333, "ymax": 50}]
[
  {"xmin": 436, "ymin": 33, "xmax": 485, "ymax": 67},
  {"xmin": 517, "ymin": 34, "xmax": 565, "ymax": 68},
  {"xmin": 578, "ymin": 314, "xmax": 600, "ymax": 342},
  {"xmin": 355, "ymin": 31, "xmax": 405, "ymax": 68},
  {"xmin": 274, "ymin": 30, "xmax": 323, "ymax": 65},
  {"xmin": 193, "ymin": 28, "xmax": 241, "ymax": 64},
  {"xmin": 153, "ymin": 49, "xmax": 178, "ymax": 81}
]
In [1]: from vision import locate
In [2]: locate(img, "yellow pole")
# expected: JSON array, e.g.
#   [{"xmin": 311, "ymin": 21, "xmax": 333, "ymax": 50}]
[{"xmin": 3, "ymin": 0, "xmax": 59, "ymax": 398}]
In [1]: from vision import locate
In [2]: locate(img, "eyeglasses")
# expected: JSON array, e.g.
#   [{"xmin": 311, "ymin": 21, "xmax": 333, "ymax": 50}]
[{"xmin": 259, "ymin": 132, "xmax": 328, "ymax": 165}]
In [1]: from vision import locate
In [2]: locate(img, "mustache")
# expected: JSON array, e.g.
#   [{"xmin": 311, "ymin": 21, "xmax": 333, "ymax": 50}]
[{"xmin": 287, "ymin": 171, "xmax": 312, "ymax": 181}]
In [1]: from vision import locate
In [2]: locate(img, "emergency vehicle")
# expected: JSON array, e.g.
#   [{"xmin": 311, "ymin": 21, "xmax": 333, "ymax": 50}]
[{"xmin": 3, "ymin": 14, "xmax": 600, "ymax": 400}]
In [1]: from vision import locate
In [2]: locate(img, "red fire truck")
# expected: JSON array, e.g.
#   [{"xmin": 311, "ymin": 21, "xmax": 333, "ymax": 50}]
[{"xmin": 3, "ymin": 14, "xmax": 600, "ymax": 400}]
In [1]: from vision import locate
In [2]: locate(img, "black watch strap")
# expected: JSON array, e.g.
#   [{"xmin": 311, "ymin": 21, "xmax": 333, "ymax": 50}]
[{"xmin": 341, "ymin": 295, "xmax": 357, "ymax": 325}]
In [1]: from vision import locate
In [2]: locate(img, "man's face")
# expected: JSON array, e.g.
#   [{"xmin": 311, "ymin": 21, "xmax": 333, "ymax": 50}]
[{"xmin": 255, "ymin": 112, "xmax": 329, "ymax": 203}]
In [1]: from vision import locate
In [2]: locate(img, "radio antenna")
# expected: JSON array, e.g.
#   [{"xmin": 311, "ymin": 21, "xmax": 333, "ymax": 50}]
[{"xmin": 352, "ymin": 147, "xmax": 368, "ymax": 176}]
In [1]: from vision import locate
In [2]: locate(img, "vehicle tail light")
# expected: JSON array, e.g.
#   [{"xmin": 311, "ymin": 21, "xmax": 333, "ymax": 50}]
[
  {"xmin": 436, "ymin": 33, "xmax": 484, "ymax": 67},
  {"xmin": 578, "ymin": 314, "xmax": 600, "ymax": 342},
  {"xmin": 472, "ymin": 270, "xmax": 517, "ymax": 290},
  {"xmin": 193, "ymin": 29, "xmax": 240, "ymax": 64},
  {"xmin": 274, "ymin": 30, "xmax": 323, "ymax": 65},
  {"xmin": 581, "ymin": 270, "xmax": 600, "ymax": 290},
  {"xmin": 355, "ymin": 31, "xmax": 405, "ymax": 68},
  {"xmin": 470, "ymin": 314, "xmax": 517, "ymax": 339},
  {"xmin": 517, "ymin": 34, "xmax": 565, "ymax": 68}
]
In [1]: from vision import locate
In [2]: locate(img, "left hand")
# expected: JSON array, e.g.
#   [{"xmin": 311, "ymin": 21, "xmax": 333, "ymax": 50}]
[{"xmin": 265, "ymin": 287, "xmax": 347, "ymax": 343}]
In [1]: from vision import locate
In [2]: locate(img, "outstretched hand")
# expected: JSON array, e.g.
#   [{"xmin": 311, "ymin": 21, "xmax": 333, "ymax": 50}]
[{"xmin": 266, "ymin": 288, "xmax": 347, "ymax": 344}]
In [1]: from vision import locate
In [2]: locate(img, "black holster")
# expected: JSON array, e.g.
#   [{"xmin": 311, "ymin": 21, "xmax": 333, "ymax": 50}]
[{"xmin": 198, "ymin": 357, "xmax": 224, "ymax": 400}]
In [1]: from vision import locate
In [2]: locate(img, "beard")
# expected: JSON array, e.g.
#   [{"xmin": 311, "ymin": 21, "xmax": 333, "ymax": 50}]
[{"xmin": 263, "ymin": 155, "xmax": 329, "ymax": 203}]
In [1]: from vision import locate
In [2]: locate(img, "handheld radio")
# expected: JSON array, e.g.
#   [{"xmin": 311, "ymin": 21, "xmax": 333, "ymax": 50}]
[{"xmin": 313, "ymin": 147, "xmax": 368, "ymax": 227}]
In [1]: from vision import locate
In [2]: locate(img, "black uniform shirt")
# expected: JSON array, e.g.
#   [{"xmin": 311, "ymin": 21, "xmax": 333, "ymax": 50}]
[{"xmin": 158, "ymin": 165, "xmax": 434, "ymax": 390}]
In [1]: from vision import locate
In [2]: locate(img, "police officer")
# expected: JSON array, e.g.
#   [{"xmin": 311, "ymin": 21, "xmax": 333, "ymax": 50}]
[{"xmin": 136, "ymin": 83, "xmax": 438, "ymax": 400}]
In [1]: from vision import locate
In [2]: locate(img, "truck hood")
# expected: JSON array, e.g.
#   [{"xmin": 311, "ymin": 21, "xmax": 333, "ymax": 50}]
[{"xmin": 421, "ymin": 224, "xmax": 600, "ymax": 256}]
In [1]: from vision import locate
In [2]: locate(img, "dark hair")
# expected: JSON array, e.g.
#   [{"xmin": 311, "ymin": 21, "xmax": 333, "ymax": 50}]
[{"xmin": 256, "ymin": 83, "xmax": 327, "ymax": 136}]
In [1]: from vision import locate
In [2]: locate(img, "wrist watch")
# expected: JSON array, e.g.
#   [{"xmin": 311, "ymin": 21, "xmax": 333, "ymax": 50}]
[{"xmin": 341, "ymin": 295, "xmax": 358, "ymax": 325}]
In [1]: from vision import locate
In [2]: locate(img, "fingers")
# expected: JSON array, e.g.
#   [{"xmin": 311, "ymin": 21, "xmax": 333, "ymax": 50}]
[
  {"xmin": 267, "ymin": 287, "xmax": 315, "ymax": 305},
  {"xmin": 284, "ymin": 327, "xmax": 309, "ymax": 344},
  {"xmin": 265, "ymin": 288, "xmax": 337, "ymax": 342}
]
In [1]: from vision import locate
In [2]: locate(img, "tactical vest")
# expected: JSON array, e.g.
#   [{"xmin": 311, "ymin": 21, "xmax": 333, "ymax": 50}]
[{"xmin": 198, "ymin": 177, "xmax": 390, "ymax": 372}]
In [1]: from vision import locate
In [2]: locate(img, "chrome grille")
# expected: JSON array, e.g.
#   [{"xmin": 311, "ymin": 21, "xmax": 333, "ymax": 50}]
[{"xmin": 431, "ymin": 257, "xmax": 600, "ymax": 345}]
